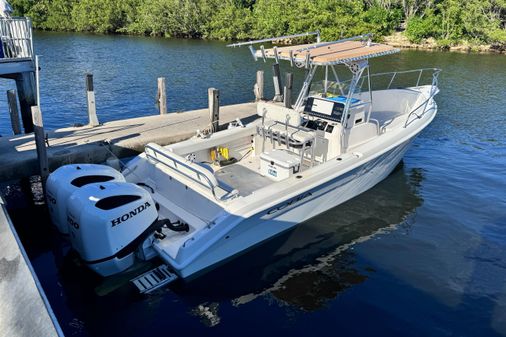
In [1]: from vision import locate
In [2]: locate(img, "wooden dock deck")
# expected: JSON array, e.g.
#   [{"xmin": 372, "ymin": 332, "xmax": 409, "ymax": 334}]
[{"xmin": 0, "ymin": 102, "xmax": 258, "ymax": 181}]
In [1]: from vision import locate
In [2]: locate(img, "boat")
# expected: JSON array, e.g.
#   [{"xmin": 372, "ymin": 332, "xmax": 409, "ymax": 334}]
[{"xmin": 45, "ymin": 32, "xmax": 440, "ymax": 289}]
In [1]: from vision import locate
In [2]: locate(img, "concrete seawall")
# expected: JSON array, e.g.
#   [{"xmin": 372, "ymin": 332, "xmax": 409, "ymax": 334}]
[{"xmin": 0, "ymin": 197, "xmax": 63, "ymax": 337}]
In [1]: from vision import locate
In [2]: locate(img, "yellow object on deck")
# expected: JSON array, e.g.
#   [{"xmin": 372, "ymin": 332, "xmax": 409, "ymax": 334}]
[
  {"xmin": 210, "ymin": 146, "xmax": 230, "ymax": 161},
  {"xmin": 218, "ymin": 147, "xmax": 229, "ymax": 160}
]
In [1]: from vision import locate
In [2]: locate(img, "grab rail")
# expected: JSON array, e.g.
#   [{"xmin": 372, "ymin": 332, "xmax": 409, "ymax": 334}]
[
  {"xmin": 358, "ymin": 68, "xmax": 441, "ymax": 128},
  {"xmin": 369, "ymin": 68, "xmax": 441, "ymax": 89},
  {"xmin": 145, "ymin": 143, "xmax": 221, "ymax": 201},
  {"xmin": 316, "ymin": 68, "xmax": 441, "ymax": 95},
  {"xmin": 404, "ymin": 89, "xmax": 439, "ymax": 128},
  {"xmin": 404, "ymin": 69, "xmax": 441, "ymax": 127}
]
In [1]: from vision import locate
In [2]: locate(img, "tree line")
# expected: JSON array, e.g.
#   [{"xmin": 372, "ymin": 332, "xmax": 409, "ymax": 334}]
[{"xmin": 8, "ymin": 0, "xmax": 506, "ymax": 46}]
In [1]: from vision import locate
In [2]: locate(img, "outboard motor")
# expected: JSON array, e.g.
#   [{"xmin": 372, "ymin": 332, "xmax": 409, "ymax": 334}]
[
  {"xmin": 46, "ymin": 164, "xmax": 125, "ymax": 234},
  {"xmin": 67, "ymin": 182, "xmax": 158, "ymax": 277}
]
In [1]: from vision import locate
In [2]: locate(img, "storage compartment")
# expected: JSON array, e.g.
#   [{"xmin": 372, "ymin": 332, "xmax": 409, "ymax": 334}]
[{"xmin": 260, "ymin": 149, "xmax": 301, "ymax": 181}]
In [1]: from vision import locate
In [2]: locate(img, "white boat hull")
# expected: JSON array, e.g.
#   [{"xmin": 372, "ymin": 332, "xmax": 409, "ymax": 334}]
[{"xmin": 166, "ymin": 138, "xmax": 413, "ymax": 278}]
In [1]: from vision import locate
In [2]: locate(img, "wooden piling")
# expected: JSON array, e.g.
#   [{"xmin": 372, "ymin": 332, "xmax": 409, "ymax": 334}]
[
  {"xmin": 284, "ymin": 72, "xmax": 293, "ymax": 108},
  {"xmin": 85, "ymin": 73, "xmax": 99, "ymax": 126},
  {"xmin": 14, "ymin": 72, "xmax": 36, "ymax": 133},
  {"xmin": 208, "ymin": 88, "xmax": 220, "ymax": 132},
  {"xmin": 157, "ymin": 77, "xmax": 167, "ymax": 115},
  {"xmin": 254, "ymin": 70, "xmax": 264, "ymax": 101},
  {"xmin": 272, "ymin": 63, "xmax": 283, "ymax": 102},
  {"xmin": 31, "ymin": 106, "xmax": 49, "ymax": 180},
  {"xmin": 7, "ymin": 90, "xmax": 21, "ymax": 135}
]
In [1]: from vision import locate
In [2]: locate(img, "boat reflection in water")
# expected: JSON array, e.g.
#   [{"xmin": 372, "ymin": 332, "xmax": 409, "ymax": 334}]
[{"xmin": 186, "ymin": 163, "xmax": 424, "ymax": 317}]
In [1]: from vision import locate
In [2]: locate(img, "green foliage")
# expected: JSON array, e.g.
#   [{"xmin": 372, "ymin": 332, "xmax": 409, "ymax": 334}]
[
  {"xmin": 126, "ymin": 0, "xmax": 219, "ymax": 38},
  {"xmin": 252, "ymin": 0, "xmax": 292, "ymax": 38},
  {"xmin": 72, "ymin": 0, "xmax": 138, "ymax": 33},
  {"xmin": 206, "ymin": 1, "xmax": 253, "ymax": 40},
  {"xmin": 43, "ymin": 0, "xmax": 76, "ymax": 31},
  {"xmin": 251, "ymin": 0, "xmax": 383, "ymax": 41},
  {"xmin": 24, "ymin": 0, "xmax": 48, "ymax": 28},
  {"xmin": 404, "ymin": 0, "xmax": 506, "ymax": 45},
  {"xmin": 8, "ymin": 0, "xmax": 506, "ymax": 47},
  {"xmin": 436, "ymin": 38, "xmax": 452, "ymax": 49},
  {"xmin": 405, "ymin": 12, "xmax": 441, "ymax": 43},
  {"xmin": 488, "ymin": 28, "xmax": 506, "ymax": 44},
  {"xmin": 8, "ymin": 0, "xmax": 35, "ymax": 16},
  {"xmin": 363, "ymin": 5, "xmax": 403, "ymax": 35}
]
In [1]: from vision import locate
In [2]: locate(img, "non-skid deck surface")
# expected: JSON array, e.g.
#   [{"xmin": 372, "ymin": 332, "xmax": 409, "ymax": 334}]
[{"xmin": 215, "ymin": 162, "xmax": 271, "ymax": 196}]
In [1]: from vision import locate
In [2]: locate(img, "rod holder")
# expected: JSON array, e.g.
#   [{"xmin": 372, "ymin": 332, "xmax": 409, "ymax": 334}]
[
  {"xmin": 254, "ymin": 70, "xmax": 264, "ymax": 101},
  {"xmin": 284, "ymin": 72, "xmax": 293, "ymax": 108},
  {"xmin": 272, "ymin": 63, "xmax": 283, "ymax": 102}
]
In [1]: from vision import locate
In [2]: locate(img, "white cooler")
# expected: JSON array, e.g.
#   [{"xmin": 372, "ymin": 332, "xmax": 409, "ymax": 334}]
[{"xmin": 260, "ymin": 149, "xmax": 301, "ymax": 181}]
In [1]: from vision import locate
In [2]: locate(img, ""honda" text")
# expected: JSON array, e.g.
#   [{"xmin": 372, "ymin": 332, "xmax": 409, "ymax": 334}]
[{"xmin": 111, "ymin": 202, "xmax": 151, "ymax": 227}]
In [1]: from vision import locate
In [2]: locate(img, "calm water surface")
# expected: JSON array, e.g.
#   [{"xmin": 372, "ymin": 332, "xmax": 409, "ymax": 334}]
[{"xmin": 1, "ymin": 31, "xmax": 506, "ymax": 337}]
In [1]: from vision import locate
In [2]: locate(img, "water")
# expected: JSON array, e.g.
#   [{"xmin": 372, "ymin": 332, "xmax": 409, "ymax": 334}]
[
  {"xmin": 2, "ymin": 31, "xmax": 506, "ymax": 337},
  {"xmin": 0, "ymin": 31, "xmax": 262, "ymax": 133}
]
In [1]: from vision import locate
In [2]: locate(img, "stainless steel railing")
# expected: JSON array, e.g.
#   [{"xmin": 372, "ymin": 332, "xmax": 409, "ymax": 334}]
[
  {"xmin": 145, "ymin": 143, "xmax": 220, "ymax": 200},
  {"xmin": 145, "ymin": 143, "xmax": 241, "ymax": 202},
  {"xmin": 312, "ymin": 68, "xmax": 441, "ymax": 95},
  {"xmin": 309, "ymin": 68, "xmax": 441, "ymax": 128},
  {"xmin": 365, "ymin": 67, "xmax": 441, "ymax": 90},
  {"xmin": 361, "ymin": 68, "xmax": 441, "ymax": 128},
  {"xmin": 0, "ymin": 17, "xmax": 33, "ymax": 60},
  {"xmin": 402, "ymin": 69, "xmax": 441, "ymax": 127}
]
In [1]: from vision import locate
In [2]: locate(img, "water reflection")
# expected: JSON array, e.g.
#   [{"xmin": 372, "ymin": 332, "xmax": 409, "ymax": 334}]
[
  {"xmin": 186, "ymin": 164, "xmax": 424, "ymax": 314},
  {"xmin": 191, "ymin": 302, "xmax": 221, "ymax": 327},
  {"xmin": 267, "ymin": 251, "xmax": 368, "ymax": 311}
]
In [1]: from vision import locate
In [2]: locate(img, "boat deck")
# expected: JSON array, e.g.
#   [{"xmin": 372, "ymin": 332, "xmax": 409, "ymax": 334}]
[
  {"xmin": 215, "ymin": 159, "xmax": 270, "ymax": 197},
  {"xmin": 212, "ymin": 149, "xmax": 314, "ymax": 197}
]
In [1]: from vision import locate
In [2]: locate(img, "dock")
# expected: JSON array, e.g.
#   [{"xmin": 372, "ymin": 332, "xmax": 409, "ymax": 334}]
[
  {"xmin": 0, "ymin": 102, "xmax": 258, "ymax": 181},
  {"xmin": 0, "ymin": 197, "xmax": 63, "ymax": 337}
]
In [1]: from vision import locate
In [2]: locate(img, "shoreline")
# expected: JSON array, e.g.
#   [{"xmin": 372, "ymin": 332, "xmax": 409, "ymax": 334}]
[
  {"xmin": 383, "ymin": 32, "xmax": 506, "ymax": 55},
  {"xmin": 33, "ymin": 29, "xmax": 506, "ymax": 55}
]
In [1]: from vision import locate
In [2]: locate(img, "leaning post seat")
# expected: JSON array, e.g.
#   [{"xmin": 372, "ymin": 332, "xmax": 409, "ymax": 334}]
[
  {"xmin": 257, "ymin": 101, "xmax": 302, "ymax": 127},
  {"xmin": 256, "ymin": 101, "xmax": 316, "ymax": 168}
]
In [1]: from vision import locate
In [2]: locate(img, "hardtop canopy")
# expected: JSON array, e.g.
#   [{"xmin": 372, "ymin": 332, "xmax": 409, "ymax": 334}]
[
  {"xmin": 228, "ymin": 33, "xmax": 402, "ymax": 113},
  {"xmin": 257, "ymin": 39, "xmax": 399, "ymax": 66}
]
